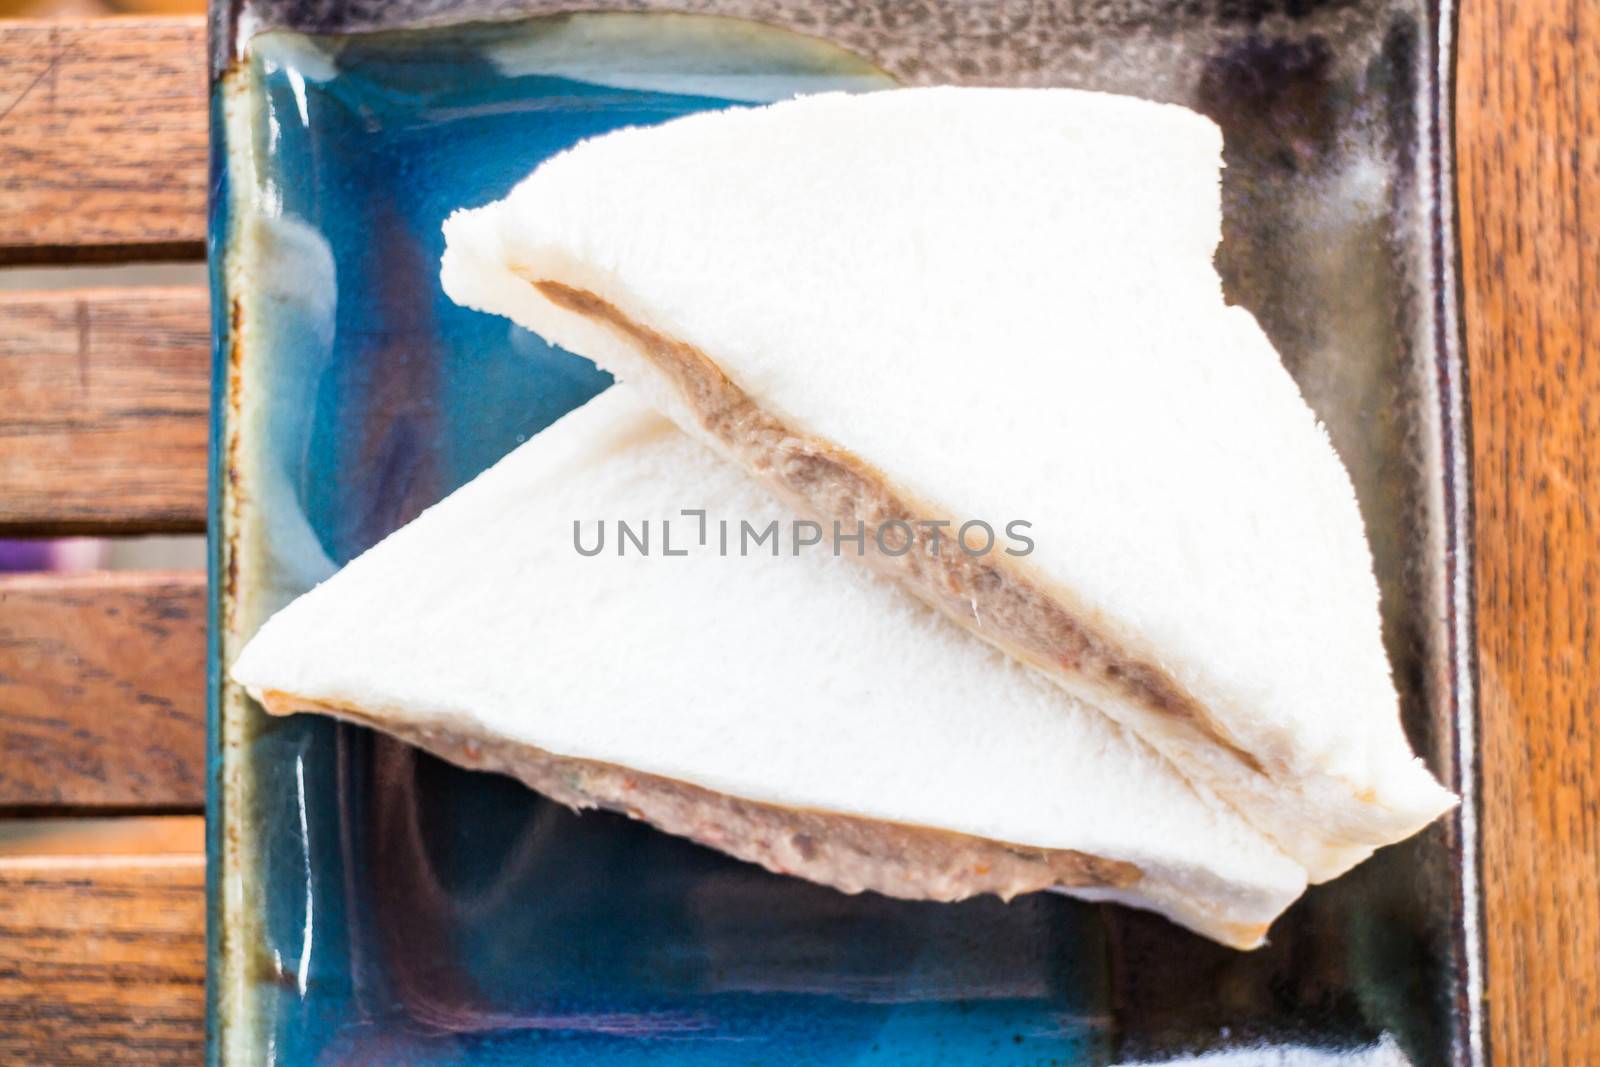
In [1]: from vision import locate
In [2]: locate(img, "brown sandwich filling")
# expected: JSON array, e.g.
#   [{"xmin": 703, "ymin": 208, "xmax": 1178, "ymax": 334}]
[
  {"xmin": 530, "ymin": 279, "xmax": 1265, "ymax": 776},
  {"xmin": 257, "ymin": 689, "xmax": 1141, "ymax": 900}
]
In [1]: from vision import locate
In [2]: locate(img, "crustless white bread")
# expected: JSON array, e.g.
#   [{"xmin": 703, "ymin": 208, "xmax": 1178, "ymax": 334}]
[
  {"xmin": 439, "ymin": 87, "xmax": 1457, "ymax": 880},
  {"xmin": 231, "ymin": 388, "xmax": 1308, "ymax": 948}
]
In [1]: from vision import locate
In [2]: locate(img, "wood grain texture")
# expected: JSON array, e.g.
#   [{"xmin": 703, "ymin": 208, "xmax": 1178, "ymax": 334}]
[
  {"xmin": 0, "ymin": 855, "xmax": 204, "ymax": 1065},
  {"xmin": 1457, "ymin": 0, "xmax": 1600, "ymax": 1061},
  {"xmin": 0, "ymin": 572, "xmax": 206, "ymax": 811},
  {"xmin": 0, "ymin": 287, "xmax": 210, "ymax": 534},
  {"xmin": 0, "ymin": 17, "xmax": 207, "ymax": 263}
]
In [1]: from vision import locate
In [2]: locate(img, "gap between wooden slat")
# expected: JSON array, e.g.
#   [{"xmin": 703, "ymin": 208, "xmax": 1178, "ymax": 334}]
[
  {"xmin": 0, "ymin": 17, "xmax": 207, "ymax": 265},
  {"xmin": 0, "ymin": 815, "xmax": 205, "ymax": 857},
  {"xmin": 0, "ymin": 286, "xmax": 210, "ymax": 534},
  {"xmin": 0, "ymin": 571, "xmax": 207, "ymax": 811}
]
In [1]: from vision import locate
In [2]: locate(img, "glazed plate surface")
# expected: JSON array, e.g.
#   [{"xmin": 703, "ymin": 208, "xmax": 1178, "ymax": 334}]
[{"xmin": 208, "ymin": 3, "xmax": 1480, "ymax": 1063}]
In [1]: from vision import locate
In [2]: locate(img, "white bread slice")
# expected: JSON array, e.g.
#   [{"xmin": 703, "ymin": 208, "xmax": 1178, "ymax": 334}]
[
  {"xmin": 438, "ymin": 86, "xmax": 1456, "ymax": 880},
  {"xmin": 231, "ymin": 387, "xmax": 1307, "ymax": 948}
]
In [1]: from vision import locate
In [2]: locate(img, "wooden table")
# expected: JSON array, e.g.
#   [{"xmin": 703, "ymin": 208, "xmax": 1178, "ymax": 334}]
[{"xmin": 0, "ymin": 8, "xmax": 1594, "ymax": 1063}]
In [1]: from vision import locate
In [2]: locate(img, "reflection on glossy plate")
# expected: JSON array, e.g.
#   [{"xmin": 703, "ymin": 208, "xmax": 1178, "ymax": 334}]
[{"xmin": 208, "ymin": 3, "xmax": 1480, "ymax": 1064}]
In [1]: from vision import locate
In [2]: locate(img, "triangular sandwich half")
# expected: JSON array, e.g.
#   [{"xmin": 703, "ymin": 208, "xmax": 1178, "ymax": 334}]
[
  {"xmin": 232, "ymin": 388, "xmax": 1307, "ymax": 948},
  {"xmin": 439, "ymin": 86, "xmax": 1456, "ymax": 880}
]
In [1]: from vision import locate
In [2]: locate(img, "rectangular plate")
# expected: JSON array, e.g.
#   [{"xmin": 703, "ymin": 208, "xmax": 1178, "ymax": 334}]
[{"xmin": 207, "ymin": 2, "xmax": 1481, "ymax": 1063}]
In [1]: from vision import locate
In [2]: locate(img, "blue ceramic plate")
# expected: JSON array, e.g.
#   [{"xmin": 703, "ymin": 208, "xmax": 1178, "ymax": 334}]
[{"xmin": 208, "ymin": 4, "xmax": 1481, "ymax": 1064}]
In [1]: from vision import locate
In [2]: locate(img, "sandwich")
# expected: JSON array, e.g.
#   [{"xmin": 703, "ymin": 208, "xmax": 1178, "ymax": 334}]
[
  {"xmin": 438, "ymin": 86, "xmax": 1456, "ymax": 880},
  {"xmin": 231, "ymin": 388, "xmax": 1308, "ymax": 948}
]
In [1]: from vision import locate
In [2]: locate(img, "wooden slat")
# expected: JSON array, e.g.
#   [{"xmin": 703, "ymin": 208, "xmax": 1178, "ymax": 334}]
[
  {"xmin": 0, "ymin": 287, "xmax": 210, "ymax": 534},
  {"xmin": 0, "ymin": 572, "xmax": 206, "ymax": 811},
  {"xmin": 1458, "ymin": 0, "xmax": 1600, "ymax": 1061},
  {"xmin": 0, "ymin": 17, "xmax": 207, "ymax": 263},
  {"xmin": 0, "ymin": 854, "xmax": 204, "ymax": 1065}
]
